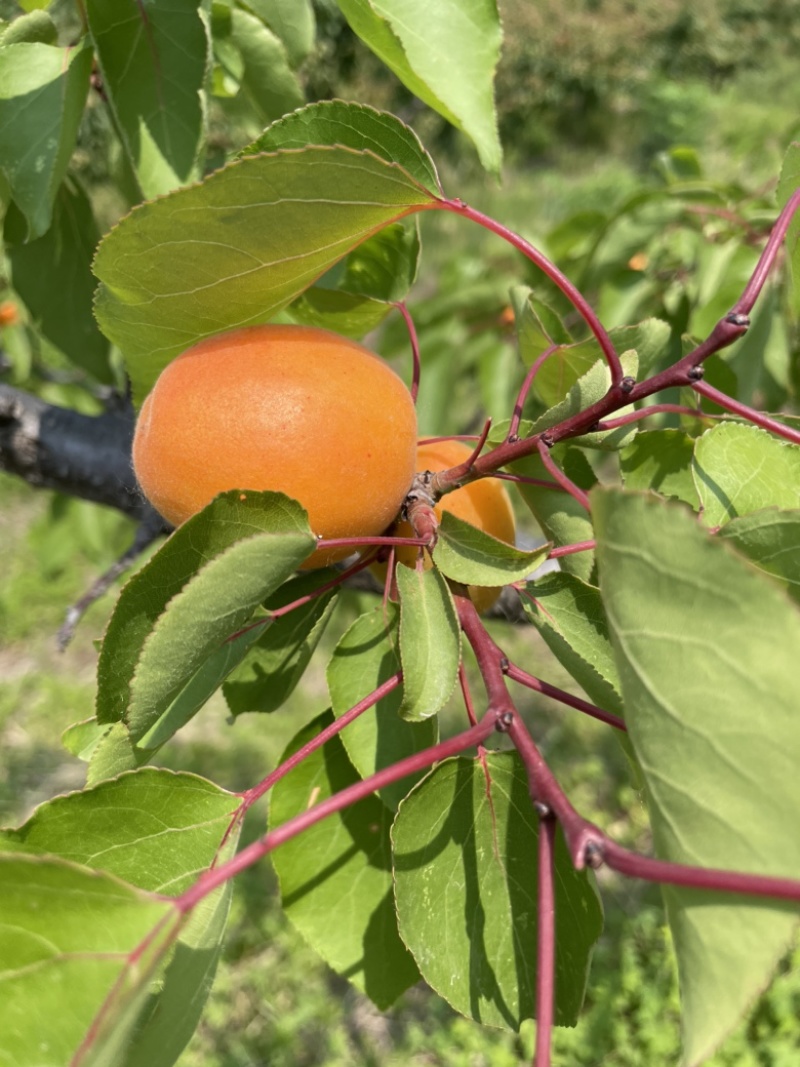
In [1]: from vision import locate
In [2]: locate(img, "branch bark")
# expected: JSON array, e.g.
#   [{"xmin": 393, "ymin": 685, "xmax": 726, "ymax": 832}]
[{"xmin": 0, "ymin": 383, "xmax": 166, "ymax": 527}]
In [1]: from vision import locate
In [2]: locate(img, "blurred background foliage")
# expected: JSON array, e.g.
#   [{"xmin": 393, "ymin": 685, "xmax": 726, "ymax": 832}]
[{"xmin": 1, "ymin": 0, "xmax": 799, "ymax": 1062}]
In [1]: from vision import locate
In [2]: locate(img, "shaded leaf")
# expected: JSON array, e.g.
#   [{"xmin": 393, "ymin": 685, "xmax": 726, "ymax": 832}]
[
  {"xmin": 393, "ymin": 753, "xmax": 603, "ymax": 1029},
  {"xmin": 269, "ymin": 712, "xmax": 420, "ymax": 1009},
  {"xmin": 328, "ymin": 603, "xmax": 436, "ymax": 811},
  {"xmin": 86, "ymin": 0, "xmax": 208, "ymax": 198},
  {"xmin": 223, "ymin": 569, "xmax": 340, "ymax": 716},
  {"xmin": 8, "ymin": 176, "xmax": 111, "ymax": 382},
  {"xmin": 593, "ymin": 488, "xmax": 800, "ymax": 1066},
  {"xmin": 288, "ymin": 220, "xmax": 421, "ymax": 337}
]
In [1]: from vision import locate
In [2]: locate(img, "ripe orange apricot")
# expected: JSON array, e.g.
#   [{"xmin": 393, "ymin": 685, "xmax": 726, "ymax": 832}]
[
  {"xmin": 379, "ymin": 438, "xmax": 516, "ymax": 613},
  {"xmin": 132, "ymin": 324, "xmax": 418, "ymax": 567}
]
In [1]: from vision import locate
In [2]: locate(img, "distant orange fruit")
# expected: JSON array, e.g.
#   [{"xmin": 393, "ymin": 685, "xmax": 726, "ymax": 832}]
[
  {"xmin": 132, "ymin": 325, "xmax": 418, "ymax": 567},
  {"xmin": 0, "ymin": 299, "xmax": 20, "ymax": 326},
  {"xmin": 377, "ymin": 438, "xmax": 516, "ymax": 612}
]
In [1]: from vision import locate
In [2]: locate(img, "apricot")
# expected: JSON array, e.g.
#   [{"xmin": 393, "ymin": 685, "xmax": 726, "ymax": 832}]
[
  {"xmin": 132, "ymin": 324, "xmax": 418, "ymax": 567},
  {"xmin": 379, "ymin": 438, "xmax": 516, "ymax": 613}
]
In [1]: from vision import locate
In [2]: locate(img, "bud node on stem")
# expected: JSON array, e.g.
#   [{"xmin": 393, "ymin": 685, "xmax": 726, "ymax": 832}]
[
  {"xmin": 725, "ymin": 311, "xmax": 750, "ymax": 327},
  {"xmin": 620, "ymin": 375, "xmax": 636, "ymax": 394},
  {"xmin": 495, "ymin": 710, "xmax": 515, "ymax": 732},
  {"xmin": 533, "ymin": 800, "xmax": 551, "ymax": 818},
  {"xmin": 584, "ymin": 840, "xmax": 605, "ymax": 869},
  {"xmin": 688, "ymin": 365, "xmax": 705, "ymax": 381}
]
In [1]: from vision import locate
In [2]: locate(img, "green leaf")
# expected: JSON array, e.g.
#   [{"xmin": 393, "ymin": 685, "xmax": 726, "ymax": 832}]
[
  {"xmin": 8, "ymin": 176, "xmax": 111, "ymax": 382},
  {"xmin": 530, "ymin": 348, "xmax": 640, "ymax": 450},
  {"xmin": 520, "ymin": 572, "xmax": 623, "ymax": 718},
  {"xmin": 86, "ymin": 0, "xmax": 208, "ymax": 199},
  {"xmin": 514, "ymin": 308, "xmax": 670, "ymax": 414},
  {"xmin": 593, "ymin": 488, "xmax": 800, "ymax": 1066},
  {"xmin": 392, "ymin": 753, "xmax": 603, "ymax": 1029},
  {"xmin": 245, "ymin": 100, "xmax": 442, "ymax": 195},
  {"xmin": 0, "ymin": 853, "xmax": 179, "ymax": 1067},
  {"xmin": 337, "ymin": 0, "xmax": 501, "ymax": 174},
  {"xmin": 0, "ymin": 769, "xmax": 240, "ymax": 1067},
  {"xmin": 0, "ymin": 37, "xmax": 92, "ymax": 239},
  {"xmin": 229, "ymin": 5, "xmax": 304, "ymax": 123},
  {"xmin": 620, "ymin": 429, "xmax": 700, "ymax": 508},
  {"xmin": 94, "ymin": 146, "xmax": 438, "ymax": 401},
  {"xmin": 396, "ymin": 564, "xmax": 460, "ymax": 722},
  {"xmin": 223, "ymin": 570, "xmax": 339, "ymax": 716},
  {"xmin": 95, "ymin": 491, "xmax": 315, "ymax": 751},
  {"xmin": 717, "ymin": 509, "xmax": 800, "ymax": 606},
  {"xmin": 243, "ymin": 0, "xmax": 316, "ymax": 67},
  {"xmin": 509, "ymin": 444, "xmax": 597, "ymax": 581},
  {"xmin": 692, "ymin": 422, "xmax": 800, "ymax": 527},
  {"xmin": 327, "ymin": 603, "xmax": 437, "ymax": 811},
  {"xmin": 269, "ymin": 712, "xmax": 420, "ymax": 1009},
  {"xmin": 777, "ymin": 142, "xmax": 800, "ymax": 314},
  {"xmin": 433, "ymin": 510, "xmax": 550, "ymax": 587},
  {"xmin": 288, "ymin": 220, "xmax": 421, "ymax": 337},
  {"xmin": 0, "ymin": 8, "xmax": 57, "ymax": 45}
]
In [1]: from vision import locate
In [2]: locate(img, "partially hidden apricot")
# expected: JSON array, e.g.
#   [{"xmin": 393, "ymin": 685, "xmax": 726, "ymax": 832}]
[
  {"xmin": 132, "ymin": 324, "xmax": 418, "ymax": 567},
  {"xmin": 379, "ymin": 438, "xmax": 516, "ymax": 613}
]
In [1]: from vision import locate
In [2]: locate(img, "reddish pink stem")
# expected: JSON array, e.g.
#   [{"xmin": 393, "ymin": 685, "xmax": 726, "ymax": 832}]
[
  {"xmin": 691, "ymin": 379, "xmax": 800, "ymax": 445},
  {"xmin": 534, "ymin": 816, "xmax": 557, "ymax": 1067},
  {"xmin": 600, "ymin": 839, "xmax": 800, "ymax": 901},
  {"xmin": 176, "ymin": 715, "xmax": 497, "ymax": 913},
  {"xmin": 439, "ymin": 198, "xmax": 624, "ymax": 386},
  {"xmin": 547, "ymin": 539, "xmax": 596, "ymax": 559},
  {"xmin": 505, "ymin": 662, "xmax": 625, "ymax": 731},
  {"xmin": 536, "ymin": 438, "xmax": 590, "ymax": 511},
  {"xmin": 508, "ymin": 344, "xmax": 559, "ymax": 441},
  {"xmin": 394, "ymin": 301, "xmax": 421, "ymax": 403},
  {"xmin": 239, "ymin": 672, "xmax": 403, "ymax": 809}
]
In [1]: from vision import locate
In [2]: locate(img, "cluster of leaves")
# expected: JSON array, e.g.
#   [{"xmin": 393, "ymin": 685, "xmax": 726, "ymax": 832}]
[{"xmin": 2, "ymin": 3, "xmax": 800, "ymax": 1067}]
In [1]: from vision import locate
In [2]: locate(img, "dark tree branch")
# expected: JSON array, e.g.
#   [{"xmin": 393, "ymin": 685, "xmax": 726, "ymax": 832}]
[{"xmin": 0, "ymin": 383, "xmax": 165, "ymax": 524}]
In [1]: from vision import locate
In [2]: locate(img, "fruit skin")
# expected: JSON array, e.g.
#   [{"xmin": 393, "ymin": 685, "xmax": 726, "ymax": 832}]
[
  {"xmin": 132, "ymin": 324, "xmax": 417, "ymax": 568},
  {"xmin": 379, "ymin": 438, "xmax": 516, "ymax": 613}
]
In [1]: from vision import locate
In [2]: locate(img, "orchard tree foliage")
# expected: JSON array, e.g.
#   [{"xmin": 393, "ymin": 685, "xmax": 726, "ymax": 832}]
[{"xmin": 1, "ymin": 2, "xmax": 800, "ymax": 1066}]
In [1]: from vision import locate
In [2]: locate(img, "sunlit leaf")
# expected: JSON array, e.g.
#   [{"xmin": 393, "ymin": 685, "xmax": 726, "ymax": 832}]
[
  {"xmin": 0, "ymin": 854, "xmax": 179, "ymax": 1067},
  {"xmin": 269, "ymin": 713, "xmax": 420, "ymax": 1009},
  {"xmin": 396, "ymin": 564, "xmax": 460, "ymax": 722},
  {"xmin": 693, "ymin": 422, "xmax": 800, "ymax": 526},
  {"xmin": 327, "ymin": 603, "xmax": 437, "ymax": 811},
  {"xmin": 594, "ymin": 488, "xmax": 800, "ymax": 1066},
  {"xmin": 393, "ymin": 753, "xmax": 603, "ymax": 1029},
  {"xmin": 0, "ymin": 37, "xmax": 92, "ymax": 238},
  {"xmin": 337, "ymin": 0, "xmax": 502, "ymax": 173}
]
